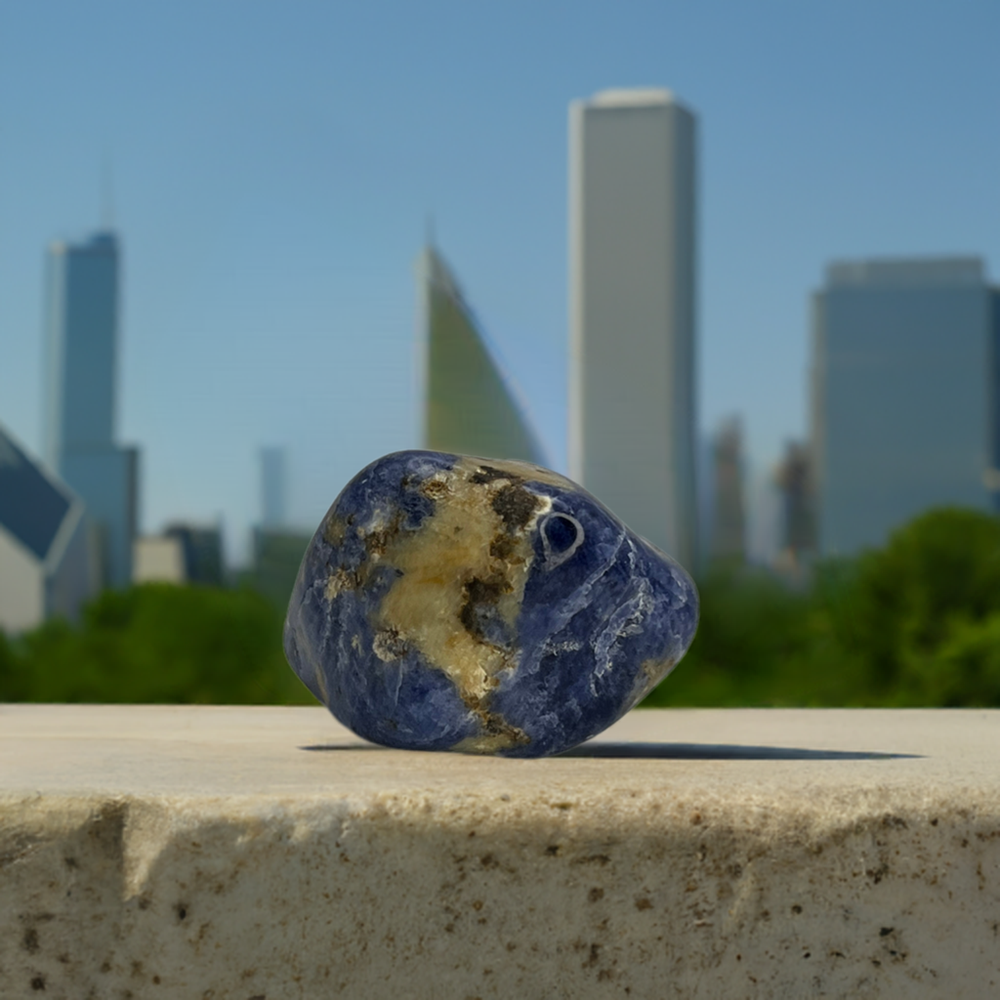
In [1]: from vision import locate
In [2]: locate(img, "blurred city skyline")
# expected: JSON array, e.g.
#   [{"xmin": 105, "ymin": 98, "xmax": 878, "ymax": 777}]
[{"xmin": 1, "ymin": 1, "xmax": 997, "ymax": 564}]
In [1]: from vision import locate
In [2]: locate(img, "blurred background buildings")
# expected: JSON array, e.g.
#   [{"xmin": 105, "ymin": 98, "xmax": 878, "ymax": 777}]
[
  {"xmin": 133, "ymin": 523, "xmax": 224, "ymax": 586},
  {"xmin": 709, "ymin": 417, "xmax": 745, "ymax": 565},
  {"xmin": 245, "ymin": 447, "xmax": 310, "ymax": 609},
  {"xmin": 773, "ymin": 440, "xmax": 815, "ymax": 570},
  {"xmin": 0, "ymin": 25, "xmax": 997, "ymax": 629},
  {"xmin": 259, "ymin": 446, "xmax": 289, "ymax": 530}
]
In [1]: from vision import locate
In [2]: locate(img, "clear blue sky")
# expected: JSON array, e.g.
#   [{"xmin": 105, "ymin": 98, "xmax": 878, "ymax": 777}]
[{"xmin": 1, "ymin": 1, "xmax": 997, "ymax": 564}]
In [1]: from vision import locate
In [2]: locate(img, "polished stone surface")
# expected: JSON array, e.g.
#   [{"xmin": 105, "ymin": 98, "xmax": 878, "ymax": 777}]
[{"xmin": 284, "ymin": 451, "xmax": 698, "ymax": 756}]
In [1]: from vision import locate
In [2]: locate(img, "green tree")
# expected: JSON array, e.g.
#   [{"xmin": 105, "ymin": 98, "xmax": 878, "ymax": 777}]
[
  {"xmin": 0, "ymin": 628, "xmax": 27, "ymax": 700},
  {"xmin": 1, "ymin": 584, "xmax": 317, "ymax": 705},
  {"xmin": 644, "ymin": 507, "xmax": 1000, "ymax": 709},
  {"xmin": 831, "ymin": 507, "xmax": 1000, "ymax": 702},
  {"xmin": 642, "ymin": 566, "xmax": 855, "ymax": 707}
]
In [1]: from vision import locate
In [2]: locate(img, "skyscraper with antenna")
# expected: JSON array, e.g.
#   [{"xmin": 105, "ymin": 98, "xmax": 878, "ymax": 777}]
[{"xmin": 44, "ymin": 230, "xmax": 138, "ymax": 589}]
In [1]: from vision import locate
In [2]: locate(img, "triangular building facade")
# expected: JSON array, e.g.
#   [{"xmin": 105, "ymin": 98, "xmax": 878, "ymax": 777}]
[{"xmin": 419, "ymin": 247, "xmax": 545, "ymax": 465}]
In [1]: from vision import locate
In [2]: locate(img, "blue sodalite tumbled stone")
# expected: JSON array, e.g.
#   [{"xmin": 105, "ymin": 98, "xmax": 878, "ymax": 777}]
[{"xmin": 284, "ymin": 451, "xmax": 698, "ymax": 757}]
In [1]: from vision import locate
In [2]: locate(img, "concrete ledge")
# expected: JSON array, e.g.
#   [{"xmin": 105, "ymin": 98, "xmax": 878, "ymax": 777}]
[{"xmin": 2, "ymin": 705, "xmax": 999, "ymax": 998}]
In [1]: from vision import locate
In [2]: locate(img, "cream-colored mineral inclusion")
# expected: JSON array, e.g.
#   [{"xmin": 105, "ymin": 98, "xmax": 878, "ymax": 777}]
[
  {"xmin": 375, "ymin": 456, "xmax": 553, "ymax": 707},
  {"xmin": 451, "ymin": 730, "xmax": 523, "ymax": 755},
  {"xmin": 324, "ymin": 567, "xmax": 353, "ymax": 602}
]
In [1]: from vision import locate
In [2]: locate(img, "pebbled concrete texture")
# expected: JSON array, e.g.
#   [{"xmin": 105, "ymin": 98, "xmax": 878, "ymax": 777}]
[{"xmin": 1, "ymin": 705, "xmax": 1000, "ymax": 999}]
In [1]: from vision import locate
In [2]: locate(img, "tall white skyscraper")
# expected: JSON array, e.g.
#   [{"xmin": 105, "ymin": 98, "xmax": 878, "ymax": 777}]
[
  {"xmin": 44, "ymin": 231, "xmax": 137, "ymax": 589},
  {"xmin": 568, "ymin": 89, "xmax": 698, "ymax": 570}
]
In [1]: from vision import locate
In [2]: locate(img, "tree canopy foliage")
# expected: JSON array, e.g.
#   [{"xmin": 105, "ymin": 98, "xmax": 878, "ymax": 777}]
[
  {"xmin": 0, "ymin": 584, "xmax": 315, "ymax": 705},
  {"xmin": 4, "ymin": 507, "xmax": 1000, "ymax": 707},
  {"xmin": 644, "ymin": 506, "xmax": 1000, "ymax": 707}
]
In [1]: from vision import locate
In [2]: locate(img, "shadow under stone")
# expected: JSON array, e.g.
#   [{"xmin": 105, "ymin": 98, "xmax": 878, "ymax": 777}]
[
  {"xmin": 300, "ymin": 743, "xmax": 387, "ymax": 751},
  {"xmin": 559, "ymin": 743, "xmax": 921, "ymax": 761}
]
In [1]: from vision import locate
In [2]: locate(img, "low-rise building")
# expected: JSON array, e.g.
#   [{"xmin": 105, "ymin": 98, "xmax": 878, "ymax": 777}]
[
  {"xmin": 133, "ymin": 524, "xmax": 225, "ymax": 586},
  {"xmin": 0, "ymin": 422, "xmax": 94, "ymax": 632}
]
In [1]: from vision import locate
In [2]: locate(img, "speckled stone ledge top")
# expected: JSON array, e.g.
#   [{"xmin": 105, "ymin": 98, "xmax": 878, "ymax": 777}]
[
  {"xmin": 3, "ymin": 706, "xmax": 1000, "ymax": 999},
  {"xmin": 1, "ymin": 704, "xmax": 998, "ymax": 802}
]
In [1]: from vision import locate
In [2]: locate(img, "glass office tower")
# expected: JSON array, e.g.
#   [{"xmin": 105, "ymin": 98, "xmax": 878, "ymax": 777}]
[{"xmin": 811, "ymin": 257, "xmax": 1000, "ymax": 556}]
